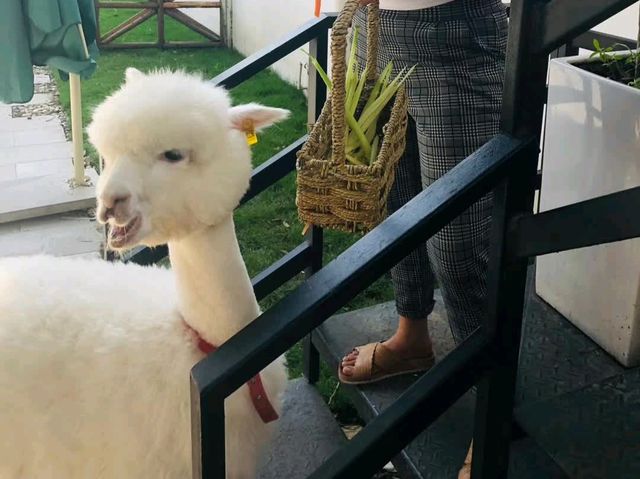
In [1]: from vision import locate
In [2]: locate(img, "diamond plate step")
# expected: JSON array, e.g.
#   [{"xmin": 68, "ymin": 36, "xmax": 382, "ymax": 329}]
[
  {"xmin": 516, "ymin": 368, "xmax": 640, "ymax": 479},
  {"xmin": 516, "ymin": 293, "xmax": 623, "ymax": 405}
]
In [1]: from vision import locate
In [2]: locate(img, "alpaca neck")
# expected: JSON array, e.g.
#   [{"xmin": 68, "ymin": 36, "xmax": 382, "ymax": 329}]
[{"xmin": 168, "ymin": 216, "xmax": 259, "ymax": 346}]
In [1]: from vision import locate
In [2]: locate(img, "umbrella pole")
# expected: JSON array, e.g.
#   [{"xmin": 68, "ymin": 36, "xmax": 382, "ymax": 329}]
[
  {"xmin": 69, "ymin": 73, "xmax": 88, "ymax": 187},
  {"xmin": 69, "ymin": 23, "xmax": 91, "ymax": 188}
]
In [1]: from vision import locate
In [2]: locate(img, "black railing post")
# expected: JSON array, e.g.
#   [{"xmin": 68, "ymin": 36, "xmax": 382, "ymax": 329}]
[
  {"xmin": 190, "ymin": 380, "xmax": 225, "ymax": 479},
  {"xmin": 303, "ymin": 26, "xmax": 328, "ymax": 384},
  {"xmin": 551, "ymin": 40, "xmax": 579, "ymax": 59},
  {"xmin": 472, "ymin": 0, "xmax": 549, "ymax": 477}
]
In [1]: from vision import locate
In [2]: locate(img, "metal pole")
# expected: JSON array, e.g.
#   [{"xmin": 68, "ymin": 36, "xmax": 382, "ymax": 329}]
[
  {"xmin": 69, "ymin": 73, "xmax": 88, "ymax": 186},
  {"xmin": 472, "ymin": 0, "xmax": 549, "ymax": 477},
  {"xmin": 69, "ymin": 24, "xmax": 91, "ymax": 187}
]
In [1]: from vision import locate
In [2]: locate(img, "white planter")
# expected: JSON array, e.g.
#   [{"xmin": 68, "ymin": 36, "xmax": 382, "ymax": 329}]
[{"xmin": 536, "ymin": 55, "xmax": 640, "ymax": 367}]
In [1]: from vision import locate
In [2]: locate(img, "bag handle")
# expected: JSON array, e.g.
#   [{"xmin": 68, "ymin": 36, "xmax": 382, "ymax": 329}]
[{"xmin": 330, "ymin": 0, "xmax": 379, "ymax": 166}]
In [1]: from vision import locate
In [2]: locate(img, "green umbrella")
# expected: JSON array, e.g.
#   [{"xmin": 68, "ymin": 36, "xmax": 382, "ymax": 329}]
[
  {"xmin": 0, "ymin": 0, "xmax": 99, "ymax": 185},
  {"xmin": 0, "ymin": 0, "xmax": 99, "ymax": 103}
]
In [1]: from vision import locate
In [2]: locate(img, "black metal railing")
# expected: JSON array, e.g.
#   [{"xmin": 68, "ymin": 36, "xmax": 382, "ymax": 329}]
[{"xmin": 115, "ymin": 2, "xmax": 640, "ymax": 477}]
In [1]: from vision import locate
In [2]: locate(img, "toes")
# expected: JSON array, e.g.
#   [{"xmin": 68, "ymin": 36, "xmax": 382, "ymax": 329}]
[
  {"xmin": 340, "ymin": 348, "xmax": 361, "ymax": 376},
  {"xmin": 342, "ymin": 349, "xmax": 359, "ymax": 361},
  {"xmin": 341, "ymin": 365, "xmax": 354, "ymax": 376},
  {"xmin": 341, "ymin": 358, "xmax": 357, "ymax": 369}
]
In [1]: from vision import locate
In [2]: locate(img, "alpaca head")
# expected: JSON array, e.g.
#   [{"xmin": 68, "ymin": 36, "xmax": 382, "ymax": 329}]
[{"xmin": 87, "ymin": 68, "xmax": 289, "ymax": 251}]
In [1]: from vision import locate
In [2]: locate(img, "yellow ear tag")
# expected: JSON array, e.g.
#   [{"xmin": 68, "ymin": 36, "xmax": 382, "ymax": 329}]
[
  {"xmin": 242, "ymin": 119, "xmax": 258, "ymax": 146},
  {"xmin": 246, "ymin": 131, "xmax": 258, "ymax": 146}
]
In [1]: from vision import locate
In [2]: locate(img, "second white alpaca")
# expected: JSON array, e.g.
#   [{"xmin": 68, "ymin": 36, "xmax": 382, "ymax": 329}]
[{"xmin": 0, "ymin": 68, "xmax": 289, "ymax": 479}]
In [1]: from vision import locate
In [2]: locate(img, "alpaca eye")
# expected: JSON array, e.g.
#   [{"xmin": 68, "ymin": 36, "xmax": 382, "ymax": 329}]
[{"xmin": 161, "ymin": 149, "xmax": 184, "ymax": 163}]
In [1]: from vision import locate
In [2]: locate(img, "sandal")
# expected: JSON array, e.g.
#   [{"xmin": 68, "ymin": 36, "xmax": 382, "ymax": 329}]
[{"xmin": 338, "ymin": 342, "xmax": 435, "ymax": 385}]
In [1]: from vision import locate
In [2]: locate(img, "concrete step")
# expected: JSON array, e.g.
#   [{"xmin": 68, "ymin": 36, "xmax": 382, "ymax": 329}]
[
  {"xmin": 312, "ymin": 293, "xmax": 572, "ymax": 478},
  {"xmin": 0, "ymin": 209, "xmax": 103, "ymax": 258},
  {"xmin": 0, "ymin": 169, "xmax": 98, "ymax": 225},
  {"xmin": 258, "ymin": 378, "xmax": 347, "ymax": 478}
]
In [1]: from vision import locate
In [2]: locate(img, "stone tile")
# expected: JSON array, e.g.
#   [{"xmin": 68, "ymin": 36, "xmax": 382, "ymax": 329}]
[
  {"xmin": 33, "ymin": 73, "xmax": 51, "ymax": 85},
  {"xmin": 0, "ymin": 221, "xmax": 20, "ymax": 236},
  {"xmin": 26, "ymin": 93, "xmax": 55, "ymax": 105},
  {"xmin": 0, "ymin": 106, "xmax": 12, "ymax": 124},
  {"xmin": 67, "ymin": 251, "xmax": 103, "ymax": 260},
  {"xmin": 0, "ymin": 142, "xmax": 72, "ymax": 165},
  {"xmin": 16, "ymin": 158, "xmax": 72, "ymax": 178},
  {"xmin": 0, "ymin": 115, "xmax": 60, "ymax": 132},
  {"xmin": 0, "ymin": 131, "xmax": 14, "ymax": 147},
  {"xmin": 0, "ymin": 113, "xmax": 13, "ymax": 133},
  {"xmin": 18, "ymin": 210, "xmax": 95, "ymax": 233},
  {"xmin": 0, "ymin": 165, "xmax": 16, "ymax": 182},
  {"xmin": 13, "ymin": 126, "xmax": 66, "ymax": 146}
]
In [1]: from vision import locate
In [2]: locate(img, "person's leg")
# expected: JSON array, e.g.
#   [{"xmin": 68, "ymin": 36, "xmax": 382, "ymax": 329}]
[
  {"xmin": 340, "ymin": 9, "xmax": 437, "ymax": 381},
  {"xmin": 340, "ymin": 118, "xmax": 436, "ymax": 379},
  {"xmin": 393, "ymin": 1, "xmax": 506, "ymax": 476},
  {"xmin": 401, "ymin": 0, "xmax": 507, "ymax": 343},
  {"xmin": 402, "ymin": 1, "xmax": 507, "ymax": 475}
]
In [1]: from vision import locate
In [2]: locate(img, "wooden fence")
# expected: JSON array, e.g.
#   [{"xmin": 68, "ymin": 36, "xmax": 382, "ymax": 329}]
[{"xmin": 95, "ymin": 1, "xmax": 224, "ymax": 49}]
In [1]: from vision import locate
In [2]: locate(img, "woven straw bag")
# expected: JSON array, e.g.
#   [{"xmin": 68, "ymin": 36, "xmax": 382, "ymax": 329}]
[{"xmin": 296, "ymin": 0, "xmax": 408, "ymax": 233}]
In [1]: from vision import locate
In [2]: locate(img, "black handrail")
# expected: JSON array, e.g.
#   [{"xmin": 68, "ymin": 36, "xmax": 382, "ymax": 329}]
[
  {"xmin": 210, "ymin": 14, "xmax": 336, "ymax": 90},
  {"xmin": 536, "ymin": 0, "xmax": 637, "ymax": 54},
  {"xmin": 190, "ymin": 134, "xmax": 534, "ymax": 477},
  {"xmin": 102, "ymin": 4, "xmax": 640, "ymax": 478},
  {"xmin": 188, "ymin": 2, "xmax": 640, "ymax": 478},
  {"xmin": 192, "ymin": 134, "xmax": 529, "ymax": 395}
]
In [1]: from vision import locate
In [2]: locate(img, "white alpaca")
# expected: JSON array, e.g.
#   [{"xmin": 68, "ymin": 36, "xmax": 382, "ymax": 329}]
[{"xmin": 0, "ymin": 68, "xmax": 289, "ymax": 479}]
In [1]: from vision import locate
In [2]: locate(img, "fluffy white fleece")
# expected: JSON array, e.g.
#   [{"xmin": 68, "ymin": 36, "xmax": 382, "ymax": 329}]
[{"xmin": 0, "ymin": 69, "xmax": 289, "ymax": 479}]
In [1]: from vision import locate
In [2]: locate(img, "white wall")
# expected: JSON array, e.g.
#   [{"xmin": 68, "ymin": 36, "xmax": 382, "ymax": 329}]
[
  {"xmin": 229, "ymin": 0, "xmax": 345, "ymax": 89},
  {"xmin": 175, "ymin": 0, "xmax": 221, "ymax": 36},
  {"xmin": 593, "ymin": 2, "xmax": 638, "ymax": 40},
  {"xmin": 178, "ymin": 0, "xmax": 344, "ymax": 90}
]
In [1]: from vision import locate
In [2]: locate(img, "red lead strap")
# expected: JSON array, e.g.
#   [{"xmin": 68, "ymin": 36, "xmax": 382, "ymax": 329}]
[{"xmin": 185, "ymin": 322, "xmax": 279, "ymax": 424}]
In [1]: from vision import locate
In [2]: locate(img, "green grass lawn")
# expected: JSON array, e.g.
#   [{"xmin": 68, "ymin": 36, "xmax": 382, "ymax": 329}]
[{"xmin": 55, "ymin": 7, "xmax": 394, "ymax": 423}]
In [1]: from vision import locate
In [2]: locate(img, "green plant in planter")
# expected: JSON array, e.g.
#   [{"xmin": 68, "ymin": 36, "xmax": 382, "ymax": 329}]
[
  {"xmin": 585, "ymin": 39, "xmax": 640, "ymax": 87},
  {"xmin": 586, "ymin": 11, "xmax": 640, "ymax": 87}
]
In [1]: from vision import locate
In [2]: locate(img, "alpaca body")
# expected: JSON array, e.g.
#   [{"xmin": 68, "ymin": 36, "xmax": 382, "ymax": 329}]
[
  {"xmin": 0, "ymin": 228, "xmax": 285, "ymax": 478},
  {"xmin": 0, "ymin": 254, "xmax": 194, "ymax": 478},
  {"xmin": 0, "ymin": 69, "xmax": 290, "ymax": 478}
]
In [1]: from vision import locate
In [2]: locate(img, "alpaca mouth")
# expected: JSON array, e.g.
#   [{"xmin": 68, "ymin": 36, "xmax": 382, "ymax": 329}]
[{"xmin": 108, "ymin": 215, "xmax": 142, "ymax": 249}]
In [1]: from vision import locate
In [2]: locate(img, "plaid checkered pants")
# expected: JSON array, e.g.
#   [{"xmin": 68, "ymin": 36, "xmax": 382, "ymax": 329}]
[{"xmin": 354, "ymin": 0, "xmax": 508, "ymax": 343}]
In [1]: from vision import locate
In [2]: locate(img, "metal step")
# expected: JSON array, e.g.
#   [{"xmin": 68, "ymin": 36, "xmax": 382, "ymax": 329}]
[
  {"xmin": 258, "ymin": 378, "xmax": 348, "ymax": 479},
  {"xmin": 515, "ymin": 292, "xmax": 623, "ymax": 406},
  {"xmin": 515, "ymin": 299, "xmax": 640, "ymax": 479},
  {"xmin": 312, "ymin": 293, "xmax": 573, "ymax": 478}
]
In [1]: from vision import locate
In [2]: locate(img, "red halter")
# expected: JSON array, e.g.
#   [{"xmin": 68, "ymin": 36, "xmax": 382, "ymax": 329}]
[{"xmin": 185, "ymin": 322, "xmax": 279, "ymax": 424}]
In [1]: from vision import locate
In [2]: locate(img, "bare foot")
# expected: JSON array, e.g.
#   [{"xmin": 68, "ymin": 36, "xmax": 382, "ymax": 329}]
[{"xmin": 340, "ymin": 316, "xmax": 433, "ymax": 377}]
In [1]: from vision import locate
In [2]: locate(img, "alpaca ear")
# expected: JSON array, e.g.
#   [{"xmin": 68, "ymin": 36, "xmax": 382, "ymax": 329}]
[
  {"xmin": 229, "ymin": 104, "xmax": 290, "ymax": 132},
  {"xmin": 125, "ymin": 67, "xmax": 144, "ymax": 83}
]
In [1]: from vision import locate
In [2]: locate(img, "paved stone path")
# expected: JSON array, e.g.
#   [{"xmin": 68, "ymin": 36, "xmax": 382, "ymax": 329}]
[{"xmin": 0, "ymin": 67, "xmax": 102, "ymax": 259}]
